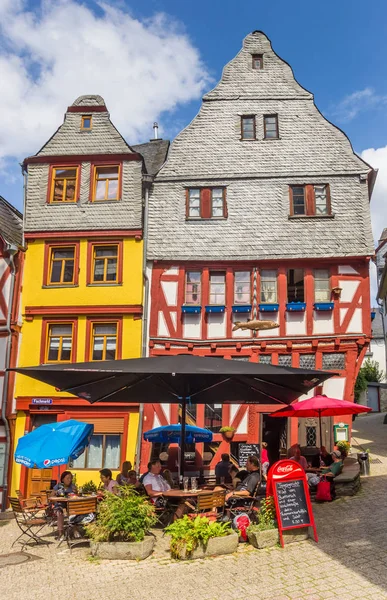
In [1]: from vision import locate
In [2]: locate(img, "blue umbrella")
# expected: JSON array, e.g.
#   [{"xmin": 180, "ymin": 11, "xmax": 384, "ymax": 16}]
[
  {"xmin": 144, "ymin": 424, "xmax": 213, "ymax": 444},
  {"xmin": 14, "ymin": 419, "xmax": 94, "ymax": 469}
]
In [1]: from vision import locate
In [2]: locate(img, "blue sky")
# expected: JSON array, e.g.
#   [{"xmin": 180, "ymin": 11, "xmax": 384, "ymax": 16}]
[{"xmin": 0, "ymin": 0, "xmax": 386, "ymax": 286}]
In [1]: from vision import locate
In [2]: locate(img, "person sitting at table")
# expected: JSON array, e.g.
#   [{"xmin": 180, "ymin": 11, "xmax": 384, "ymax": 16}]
[
  {"xmin": 139, "ymin": 462, "xmax": 152, "ymax": 484},
  {"xmin": 116, "ymin": 461, "xmax": 133, "ymax": 486},
  {"xmin": 287, "ymin": 443, "xmax": 300, "ymax": 459},
  {"xmin": 52, "ymin": 470, "xmax": 77, "ymax": 540},
  {"xmin": 290, "ymin": 447, "xmax": 308, "ymax": 471},
  {"xmin": 99, "ymin": 469, "xmax": 119, "ymax": 495},
  {"xmin": 143, "ymin": 459, "xmax": 171, "ymax": 500},
  {"xmin": 307, "ymin": 450, "xmax": 343, "ymax": 487},
  {"xmin": 320, "ymin": 446, "xmax": 334, "ymax": 467},
  {"xmin": 224, "ymin": 456, "xmax": 260, "ymax": 516},
  {"xmin": 215, "ymin": 453, "xmax": 233, "ymax": 484}
]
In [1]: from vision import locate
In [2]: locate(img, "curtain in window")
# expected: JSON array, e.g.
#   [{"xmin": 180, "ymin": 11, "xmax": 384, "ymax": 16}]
[
  {"xmin": 104, "ymin": 435, "xmax": 120, "ymax": 469},
  {"xmin": 87, "ymin": 435, "xmax": 103, "ymax": 468}
]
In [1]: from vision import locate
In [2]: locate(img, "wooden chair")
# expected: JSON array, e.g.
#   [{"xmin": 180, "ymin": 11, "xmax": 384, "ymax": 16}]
[
  {"xmin": 228, "ymin": 480, "xmax": 263, "ymax": 523},
  {"xmin": 187, "ymin": 491, "xmax": 226, "ymax": 520},
  {"xmin": 9, "ymin": 497, "xmax": 49, "ymax": 548},
  {"xmin": 63, "ymin": 497, "xmax": 98, "ymax": 549}
]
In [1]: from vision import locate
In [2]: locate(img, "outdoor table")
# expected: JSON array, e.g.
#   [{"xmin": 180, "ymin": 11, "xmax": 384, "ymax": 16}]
[{"xmin": 162, "ymin": 489, "xmax": 203, "ymax": 499}]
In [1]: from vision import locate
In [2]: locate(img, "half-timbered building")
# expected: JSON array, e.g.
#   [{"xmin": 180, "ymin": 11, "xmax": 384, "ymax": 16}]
[{"xmin": 142, "ymin": 31, "xmax": 376, "ymax": 473}]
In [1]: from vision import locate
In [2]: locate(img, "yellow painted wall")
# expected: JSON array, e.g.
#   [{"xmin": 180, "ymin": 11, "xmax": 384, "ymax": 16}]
[{"xmin": 10, "ymin": 412, "xmax": 26, "ymax": 496}]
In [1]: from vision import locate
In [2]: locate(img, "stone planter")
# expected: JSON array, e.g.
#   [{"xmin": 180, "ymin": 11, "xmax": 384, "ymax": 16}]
[
  {"xmin": 247, "ymin": 528, "xmax": 279, "ymax": 549},
  {"xmin": 172, "ymin": 532, "xmax": 238, "ymax": 560},
  {"xmin": 282, "ymin": 528, "xmax": 309, "ymax": 544},
  {"xmin": 90, "ymin": 535, "xmax": 155, "ymax": 560}
]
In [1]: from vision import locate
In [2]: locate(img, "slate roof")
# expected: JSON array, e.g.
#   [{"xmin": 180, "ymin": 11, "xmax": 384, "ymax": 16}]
[
  {"xmin": 132, "ymin": 140, "xmax": 170, "ymax": 176},
  {"xmin": 371, "ymin": 309, "xmax": 384, "ymax": 338},
  {"xmin": 0, "ymin": 196, "xmax": 23, "ymax": 246}
]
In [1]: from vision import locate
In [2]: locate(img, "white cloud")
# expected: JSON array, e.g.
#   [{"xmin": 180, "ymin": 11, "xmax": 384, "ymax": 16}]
[
  {"xmin": 331, "ymin": 87, "xmax": 387, "ymax": 123},
  {"xmin": 360, "ymin": 146, "xmax": 387, "ymax": 303},
  {"xmin": 0, "ymin": 0, "xmax": 210, "ymax": 160}
]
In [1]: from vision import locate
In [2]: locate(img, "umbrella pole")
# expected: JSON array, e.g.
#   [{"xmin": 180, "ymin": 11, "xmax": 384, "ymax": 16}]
[
  {"xmin": 319, "ymin": 410, "xmax": 323, "ymax": 448},
  {"xmin": 180, "ymin": 396, "xmax": 187, "ymax": 482}
]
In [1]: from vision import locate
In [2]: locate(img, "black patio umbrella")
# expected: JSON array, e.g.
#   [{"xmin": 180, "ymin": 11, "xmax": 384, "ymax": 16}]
[{"xmin": 12, "ymin": 355, "xmax": 334, "ymax": 476}]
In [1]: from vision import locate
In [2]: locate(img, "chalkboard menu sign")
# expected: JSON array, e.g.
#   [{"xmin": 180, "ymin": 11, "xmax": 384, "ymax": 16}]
[
  {"xmin": 238, "ymin": 443, "xmax": 260, "ymax": 467},
  {"xmin": 275, "ymin": 479, "xmax": 311, "ymax": 529}
]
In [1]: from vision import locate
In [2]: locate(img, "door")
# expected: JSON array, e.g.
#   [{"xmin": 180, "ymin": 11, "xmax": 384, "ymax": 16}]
[
  {"xmin": 367, "ymin": 386, "xmax": 380, "ymax": 412},
  {"xmin": 26, "ymin": 414, "xmax": 57, "ymax": 497}
]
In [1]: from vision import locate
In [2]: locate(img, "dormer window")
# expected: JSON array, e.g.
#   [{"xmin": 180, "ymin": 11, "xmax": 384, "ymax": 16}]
[
  {"xmin": 252, "ymin": 54, "xmax": 263, "ymax": 70},
  {"xmin": 81, "ymin": 115, "xmax": 92, "ymax": 130}
]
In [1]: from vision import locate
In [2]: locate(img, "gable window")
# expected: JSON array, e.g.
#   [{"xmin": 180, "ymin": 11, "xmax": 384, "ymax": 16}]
[
  {"xmin": 241, "ymin": 116, "xmax": 256, "ymax": 140},
  {"xmin": 252, "ymin": 54, "xmax": 263, "ymax": 70},
  {"xmin": 287, "ymin": 269, "xmax": 304, "ymax": 302},
  {"xmin": 314, "ymin": 269, "xmax": 331, "ymax": 302},
  {"xmin": 91, "ymin": 322, "xmax": 118, "ymax": 361},
  {"xmin": 264, "ymin": 115, "xmax": 279, "ymax": 139},
  {"xmin": 186, "ymin": 188, "xmax": 227, "ymax": 219},
  {"xmin": 73, "ymin": 434, "xmax": 121, "ymax": 469},
  {"xmin": 49, "ymin": 246, "xmax": 75, "ymax": 285},
  {"xmin": 289, "ymin": 184, "xmax": 331, "ymax": 216},
  {"xmin": 50, "ymin": 167, "xmax": 78, "ymax": 203},
  {"xmin": 234, "ymin": 271, "xmax": 251, "ymax": 304},
  {"xmin": 209, "ymin": 272, "xmax": 226, "ymax": 305},
  {"xmin": 185, "ymin": 271, "xmax": 201, "ymax": 305},
  {"xmin": 81, "ymin": 115, "xmax": 92, "ymax": 130},
  {"xmin": 260, "ymin": 270, "xmax": 278, "ymax": 303},
  {"xmin": 46, "ymin": 323, "xmax": 74, "ymax": 363},
  {"xmin": 93, "ymin": 166, "xmax": 120, "ymax": 201},
  {"xmin": 91, "ymin": 244, "xmax": 120, "ymax": 284}
]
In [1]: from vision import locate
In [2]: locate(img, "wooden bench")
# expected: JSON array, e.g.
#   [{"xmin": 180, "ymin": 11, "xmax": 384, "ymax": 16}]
[{"xmin": 309, "ymin": 457, "xmax": 361, "ymax": 499}]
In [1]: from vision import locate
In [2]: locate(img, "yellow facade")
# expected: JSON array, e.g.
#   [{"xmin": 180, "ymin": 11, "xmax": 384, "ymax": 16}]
[{"xmin": 12, "ymin": 235, "xmax": 143, "ymax": 494}]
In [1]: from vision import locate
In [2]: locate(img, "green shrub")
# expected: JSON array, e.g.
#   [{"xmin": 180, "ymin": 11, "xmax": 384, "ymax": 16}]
[
  {"xmin": 165, "ymin": 515, "xmax": 231, "ymax": 558},
  {"xmin": 86, "ymin": 487, "xmax": 156, "ymax": 543},
  {"xmin": 219, "ymin": 426, "xmax": 236, "ymax": 433},
  {"xmin": 82, "ymin": 480, "xmax": 97, "ymax": 495},
  {"xmin": 247, "ymin": 496, "xmax": 277, "ymax": 533},
  {"xmin": 336, "ymin": 440, "xmax": 350, "ymax": 454}
]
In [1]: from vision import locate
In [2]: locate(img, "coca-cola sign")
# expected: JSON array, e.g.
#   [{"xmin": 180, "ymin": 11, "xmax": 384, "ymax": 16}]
[{"xmin": 271, "ymin": 459, "xmax": 303, "ymax": 480}]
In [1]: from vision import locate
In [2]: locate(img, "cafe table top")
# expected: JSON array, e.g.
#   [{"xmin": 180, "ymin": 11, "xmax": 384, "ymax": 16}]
[
  {"xmin": 162, "ymin": 489, "xmax": 204, "ymax": 498},
  {"xmin": 48, "ymin": 495, "xmax": 98, "ymax": 502}
]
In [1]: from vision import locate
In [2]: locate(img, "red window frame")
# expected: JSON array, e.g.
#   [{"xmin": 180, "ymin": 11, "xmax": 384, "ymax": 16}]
[
  {"xmin": 185, "ymin": 188, "xmax": 227, "ymax": 219},
  {"xmin": 89, "ymin": 161, "xmax": 123, "ymax": 202},
  {"xmin": 46, "ymin": 163, "xmax": 81, "ymax": 204},
  {"xmin": 40, "ymin": 318, "xmax": 78, "ymax": 364},
  {"xmin": 85, "ymin": 317, "xmax": 123, "ymax": 361},
  {"xmin": 43, "ymin": 241, "xmax": 80, "ymax": 287},
  {"xmin": 86, "ymin": 240, "xmax": 124, "ymax": 285},
  {"xmin": 289, "ymin": 184, "xmax": 331, "ymax": 216}
]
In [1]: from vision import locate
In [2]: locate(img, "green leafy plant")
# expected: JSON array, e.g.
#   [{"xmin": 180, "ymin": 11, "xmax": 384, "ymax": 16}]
[
  {"xmin": 86, "ymin": 487, "xmax": 156, "ymax": 543},
  {"xmin": 165, "ymin": 515, "xmax": 231, "ymax": 559},
  {"xmin": 82, "ymin": 480, "xmax": 98, "ymax": 495},
  {"xmin": 337, "ymin": 440, "xmax": 350, "ymax": 455},
  {"xmin": 219, "ymin": 426, "xmax": 236, "ymax": 434},
  {"xmin": 247, "ymin": 496, "xmax": 277, "ymax": 533},
  {"xmin": 355, "ymin": 359, "xmax": 384, "ymax": 402}
]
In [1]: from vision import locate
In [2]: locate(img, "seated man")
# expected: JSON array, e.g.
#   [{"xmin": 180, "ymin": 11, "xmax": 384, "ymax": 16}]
[
  {"xmin": 290, "ymin": 447, "xmax": 308, "ymax": 471},
  {"xmin": 225, "ymin": 455, "xmax": 260, "ymax": 511},
  {"xmin": 215, "ymin": 453, "xmax": 233, "ymax": 484},
  {"xmin": 143, "ymin": 459, "xmax": 171, "ymax": 505},
  {"xmin": 307, "ymin": 450, "xmax": 343, "ymax": 487},
  {"xmin": 320, "ymin": 446, "xmax": 334, "ymax": 467}
]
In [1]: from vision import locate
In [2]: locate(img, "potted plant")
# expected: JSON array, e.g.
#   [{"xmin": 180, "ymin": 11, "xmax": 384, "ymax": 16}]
[
  {"xmin": 336, "ymin": 440, "xmax": 350, "ymax": 459},
  {"xmin": 86, "ymin": 487, "xmax": 157, "ymax": 560},
  {"xmin": 81, "ymin": 480, "xmax": 98, "ymax": 495},
  {"xmin": 165, "ymin": 515, "xmax": 238, "ymax": 560},
  {"xmin": 247, "ymin": 496, "xmax": 279, "ymax": 549},
  {"xmin": 219, "ymin": 426, "xmax": 236, "ymax": 441}
]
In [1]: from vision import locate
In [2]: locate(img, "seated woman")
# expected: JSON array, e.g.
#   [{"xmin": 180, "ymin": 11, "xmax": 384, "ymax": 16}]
[
  {"xmin": 52, "ymin": 471, "xmax": 77, "ymax": 540},
  {"xmin": 99, "ymin": 468, "xmax": 119, "ymax": 495},
  {"xmin": 116, "ymin": 461, "xmax": 133, "ymax": 486},
  {"xmin": 307, "ymin": 450, "xmax": 343, "ymax": 487}
]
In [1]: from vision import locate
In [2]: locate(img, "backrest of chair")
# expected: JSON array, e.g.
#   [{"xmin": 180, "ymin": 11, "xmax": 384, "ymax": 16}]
[
  {"xmin": 15, "ymin": 490, "xmax": 24, "ymax": 500},
  {"xmin": 9, "ymin": 497, "xmax": 24, "ymax": 514},
  {"xmin": 197, "ymin": 491, "xmax": 225, "ymax": 511},
  {"xmin": 68, "ymin": 498, "xmax": 97, "ymax": 516},
  {"xmin": 211, "ymin": 491, "xmax": 226, "ymax": 509}
]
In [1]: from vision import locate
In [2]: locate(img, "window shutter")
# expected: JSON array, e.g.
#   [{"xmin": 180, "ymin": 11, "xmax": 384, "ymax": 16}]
[
  {"xmin": 76, "ymin": 418, "xmax": 124, "ymax": 434},
  {"xmin": 306, "ymin": 185, "xmax": 315, "ymax": 215},
  {"xmin": 201, "ymin": 189, "xmax": 211, "ymax": 218}
]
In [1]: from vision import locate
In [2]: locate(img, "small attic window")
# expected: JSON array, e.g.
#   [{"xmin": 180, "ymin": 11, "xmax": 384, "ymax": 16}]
[
  {"xmin": 81, "ymin": 115, "xmax": 92, "ymax": 130},
  {"xmin": 252, "ymin": 54, "xmax": 263, "ymax": 70}
]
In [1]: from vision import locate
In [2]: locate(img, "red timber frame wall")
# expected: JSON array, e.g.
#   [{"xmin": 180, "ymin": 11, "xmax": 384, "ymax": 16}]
[{"xmin": 140, "ymin": 257, "xmax": 372, "ymax": 472}]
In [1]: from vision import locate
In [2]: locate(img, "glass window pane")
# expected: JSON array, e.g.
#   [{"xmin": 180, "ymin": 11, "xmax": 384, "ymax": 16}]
[
  {"xmin": 86, "ymin": 435, "xmax": 103, "ymax": 468},
  {"xmin": 50, "ymin": 325, "xmax": 72, "ymax": 336},
  {"xmin": 53, "ymin": 181, "xmax": 64, "ymax": 202},
  {"xmin": 94, "ymin": 325, "xmax": 117, "ymax": 335},
  {"xmin": 105, "ymin": 338, "xmax": 117, "ymax": 360},
  {"xmin": 204, "ymin": 404, "xmax": 223, "ymax": 432},
  {"xmin": 72, "ymin": 451, "xmax": 86, "ymax": 468},
  {"xmin": 53, "ymin": 249, "xmax": 74, "ymax": 260},
  {"xmin": 50, "ymin": 262, "xmax": 62, "ymax": 283},
  {"xmin": 48, "ymin": 338, "xmax": 59, "ymax": 361},
  {"xmin": 82, "ymin": 117, "xmax": 91, "ymax": 129},
  {"xmin": 96, "ymin": 246, "xmax": 118, "ymax": 257},
  {"xmin": 315, "ymin": 269, "xmax": 330, "ymax": 301},
  {"xmin": 65, "ymin": 180, "xmax": 76, "ymax": 201},
  {"xmin": 92, "ymin": 337, "xmax": 104, "ymax": 361},
  {"xmin": 104, "ymin": 435, "xmax": 120, "ymax": 469},
  {"xmin": 287, "ymin": 269, "xmax": 304, "ymax": 302},
  {"xmin": 96, "ymin": 167, "xmax": 119, "ymax": 178},
  {"xmin": 60, "ymin": 338, "xmax": 72, "ymax": 361},
  {"xmin": 186, "ymin": 272, "xmax": 201, "ymax": 304},
  {"xmin": 63, "ymin": 261, "xmax": 74, "ymax": 282},
  {"xmin": 108, "ymin": 179, "xmax": 119, "ymax": 199},
  {"xmin": 260, "ymin": 270, "xmax": 277, "ymax": 303},
  {"xmin": 95, "ymin": 180, "xmax": 106, "ymax": 200},
  {"xmin": 93, "ymin": 259, "xmax": 105, "ymax": 281},
  {"xmin": 234, "ymin": 272, "xmax": 251, "ymax": 304},
  {"xmin": 106, "ymin": 259, "xmax": 117, "ymax": 281},
  {"xmin": 189, "ymin": 206, "xmax": 200, "ymax": 217}
]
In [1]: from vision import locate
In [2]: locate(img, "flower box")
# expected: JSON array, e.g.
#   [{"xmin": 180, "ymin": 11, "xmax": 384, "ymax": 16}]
[
  {"xmin": 205, "ymin": 305, "xmax": 225, "ymax": 314},
  {"xmin": 286, "ymin": 302, "xmax": 306, "ymax": 312},
  {"xmin": 314, "ymin": 302, "xmax": 334, "ymax": 311},
  {"xmin": 259, "ymin": 303, "xmax": 279, "ymax": 312},
  {"xmin": 248, "ymin": 528, "xmax": 279, "ymax": 549},
  {"xmin": 171, "ymin": 532, "xmax": 239, "ymax": 560},
  {"xmin": 90, "ymin": 536, "xmax": 155, "ymax": 560},
  {"xmin": 181, "ymin": 305, "xmax": 201, "ymax": 314},
  {"xmin": 232, "ymin": 305, "xmax": 252, "ymax": 313}
]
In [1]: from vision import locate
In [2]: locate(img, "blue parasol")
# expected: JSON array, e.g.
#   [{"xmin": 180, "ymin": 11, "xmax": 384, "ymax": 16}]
[
  {"xmin": 14, "ymin": 419, "xmax": 94, "ymax": 469},
  {"xmin": 144, "ymin": 424, "xmax": 213, "ymax": 444}
]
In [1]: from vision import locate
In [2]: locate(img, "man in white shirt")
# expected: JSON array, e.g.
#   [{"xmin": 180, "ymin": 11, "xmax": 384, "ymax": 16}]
[{"xmin": 143, "ymin": 459, "xmax": 171, "ymax": 501}]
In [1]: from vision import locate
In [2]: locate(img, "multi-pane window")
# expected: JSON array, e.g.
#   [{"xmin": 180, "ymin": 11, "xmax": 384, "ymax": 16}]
[
  {"xmin": 49, "ymin": 247, "xmax": 75, "ymax": 285},
  {"xmin": 50, "ymin": 167, "xmax": 78, "ymax": 203},
  {"xmin": 185, "ymin": 272, "xmax": 201, "ymax": 305},
  {"xmin": 187, "ymin": 188, "xmax": 226, "ymax": 219},
  {"xmin": 46, "ymin": 324, "xmax": 73, "ymax": 363},
  {"xmin": 209, "ymin": 272, "xmax": 226, "ymax": 305},
  {"xmin": 322, "ymin": 353, "xmax": 345, "ymax": 370},
  {"xmin": 278, "ymin": 355, "xmax": 292, "ymax": 367},
  {"xmin": 241, "ymin": 116, "xmax": 256, "ymax": 140},
  {"xmin": 299, "ymin": 354, "xmax": 316, "ymax": 370},
  {"xmin": 204, "ymin": 404, "xmax": 223, "ymax": 432},
  {"xmin": 252, "ymin": 54, "xmax": 263, "ymax": 69},
  {"xmin": 72, "ymin": 434, "xmax": 121, "ymax": 469},
  {"xmin": 234, "ymin": 271, "xmax": 251, "ymax": 304},
  {"xmin": 260, "ymin": 270, "xmax": 278, "ymax": 303},
  {"xmin": 93, "ymin": 166, "xmax": 119, "ymax": 201},
  {"xmin": 91, "ymin": 323, "xmax": 118, "ymax": 361},
  {"xmin": 306, "ymin": 426, "xmax": 317, "ymax": 447},
  {"xmin": 264, "ymin": 115, "xmax": 279, "ymax": 139},
  {"xmin": 259, "ymin": 354, "xmax": 272, "ymax": 364},
  {"xmin": 290, "ymin": 185, "xmax": 331, "ymax": 216},
  {"xmin": 81, "ymin": 115, "xmax": 92, "ymax": 130},
  {"xmin": 287, "ymin": 269, "xmax": 304, "ymax": 302},
  {"xmin": 92, "ymin": 245, "xmax": 118, "ymax": 283},
  {"xmin": 314, "ymin": 269, "xmax": 331, "ymax": 302}
]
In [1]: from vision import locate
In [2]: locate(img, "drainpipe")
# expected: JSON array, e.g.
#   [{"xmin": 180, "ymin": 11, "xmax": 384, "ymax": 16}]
[
  {"xmin": 135, "ymin": 183, "xmax": 151, "ymax": 473},
  {"xmin": 1, "ymin": 245, "xmax": 18, "ymax": 511}
]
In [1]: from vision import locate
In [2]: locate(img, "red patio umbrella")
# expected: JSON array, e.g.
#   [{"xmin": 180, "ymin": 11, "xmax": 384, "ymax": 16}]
[{"xmin": 269, "ymin": 395, "xmax": 371, "ymax": 447}]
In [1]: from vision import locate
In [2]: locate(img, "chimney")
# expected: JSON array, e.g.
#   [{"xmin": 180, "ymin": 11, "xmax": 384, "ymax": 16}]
[{"xmin": 153, "ymin": 122, "xmax": 159, "ymax": 140}]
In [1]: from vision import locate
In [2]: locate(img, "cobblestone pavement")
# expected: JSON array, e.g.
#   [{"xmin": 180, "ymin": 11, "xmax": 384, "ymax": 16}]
[{"xmin": 2, "ymin": 413, "xmax": 387, "ymax": 600}]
